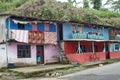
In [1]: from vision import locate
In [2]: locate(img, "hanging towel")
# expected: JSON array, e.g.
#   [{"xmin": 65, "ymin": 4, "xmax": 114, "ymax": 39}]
[{"xmin": 10, "ymin": 30, "xmax": 28, "ymax": 43}]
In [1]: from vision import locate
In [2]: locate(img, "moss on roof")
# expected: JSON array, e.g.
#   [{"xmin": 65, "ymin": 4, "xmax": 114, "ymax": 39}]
[{"xmin": 1, "ymin": 0, "xmax": 120, "ymax": 27}]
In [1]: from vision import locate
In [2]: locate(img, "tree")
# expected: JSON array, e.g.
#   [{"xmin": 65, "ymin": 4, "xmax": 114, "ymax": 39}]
[
  {"xmin": 91, "ymin": 0, "xmax": 102, "ymax": 10},
  {"xmin": 112, "ymin": 0, "xmax": 120, "ymax": 12},
  {"xmin": 67, "ymin": 0, "xmax": 81, "ymax": 7},
  {"xmin": 83, "ymin": 0, "xmax": 89, "ymax": 8},
  {"xmin": 0, "ymin": 0, "xmax": 12, "ymax": 3},
  {"xmin": 103, "ymin": 0, "xmax": 113, "ymax": 6}
]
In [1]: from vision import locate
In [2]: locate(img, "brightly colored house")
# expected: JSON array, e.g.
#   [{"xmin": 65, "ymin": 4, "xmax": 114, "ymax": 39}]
[
  {"xmin": 0, "ymin": 14, "xmax": 59, "ymax": 67},
  {"xmin": 57, "ymin": 21, "xmax": 120, "ymax": 63},
  {"xmin": 0, "ymin": 14, "xmax": 120, "ymax": 67}
]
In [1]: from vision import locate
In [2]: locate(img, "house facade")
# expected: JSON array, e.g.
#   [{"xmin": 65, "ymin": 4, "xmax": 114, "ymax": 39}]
[
  {"xmin": 57, "ymin": 21, "xmax": 120, "ymax": 63},
  {"xmin": 0, "ymin": 14, "xmax": 120, "ymax": 67},
  {"xmin": 0, "ymin": 14, "xmax": 59, "ymax": 67}
]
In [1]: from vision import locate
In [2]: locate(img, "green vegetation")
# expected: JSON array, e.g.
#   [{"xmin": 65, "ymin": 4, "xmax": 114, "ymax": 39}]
[
  {"xmin": 0, "ymin": 0, "xmax": 120, "ymax": 27},
  {"xmin": 0, "ymin": 0, "xmax": 33, "ymax": 13}
]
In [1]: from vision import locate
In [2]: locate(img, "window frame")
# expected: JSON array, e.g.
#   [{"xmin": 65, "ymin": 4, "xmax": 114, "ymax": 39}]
[
  {"xmin": 114, "ymin": 43, "xmax": 120, "ymax": 51},
  {"xmin": 17, "ymin": 45, "xmax": 31, "ymax": 58}
]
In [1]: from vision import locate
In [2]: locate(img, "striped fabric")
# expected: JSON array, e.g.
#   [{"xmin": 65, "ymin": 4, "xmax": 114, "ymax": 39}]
[
  {"xmin": 10, "ymin": 30, "xmax": 28, "ymax": 43},
  {"xmin": 44, "ymin": 32, "xmax": 57, "ymax": 44},
  {"xmin": 28, "ymin": 31, "xmax": 44, "ymax": 44}
]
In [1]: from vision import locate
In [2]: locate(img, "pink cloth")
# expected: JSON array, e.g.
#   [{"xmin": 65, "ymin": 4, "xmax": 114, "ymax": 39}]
[
  {"xmin": 44, "ymin": 32, "xmax": 57, "ymax": 44},
  {"xmin": 44, "ymin": 23, "xmax": 50, "ymax": 32},
  {"xmin": 10, "ymin": 30, "xmax": 28, "ymax": 43},
  {"xmin": 32, "ymin": 24, "xmax": 38, "ymax": 31}
]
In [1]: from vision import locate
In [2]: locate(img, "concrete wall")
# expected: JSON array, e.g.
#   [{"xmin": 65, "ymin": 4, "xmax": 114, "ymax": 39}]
[
  {"xmin": 0, "ymin": 44, "xmax": 7, "ymax": 67},
  {"xmin": 44, "ymin": 44, "xmax": 59, "ymax": 64},
  {"xmin": 7, "ymin": 42, "xmax": 37, "ymax": 65},
  {"xmin": 0, "ymin": 16, "xmax": 8, "ymax": 42},
  {"xmin": 66, "ymin": 52, "xmax": 106, "ymax": 63},
  {"xmin": 0, "ymin": 42, "xmax": 59, "ymax": 67}
]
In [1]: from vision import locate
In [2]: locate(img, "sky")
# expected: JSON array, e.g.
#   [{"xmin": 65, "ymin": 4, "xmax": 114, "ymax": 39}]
[{"xmin": 56, "ymin": 0, "xmax": 110, "ymax": 8}]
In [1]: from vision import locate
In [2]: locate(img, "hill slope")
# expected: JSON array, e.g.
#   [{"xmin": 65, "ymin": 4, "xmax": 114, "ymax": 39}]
[{"xmin": 1, "ymin": 0, "xmax": 120, "ymax": 27}]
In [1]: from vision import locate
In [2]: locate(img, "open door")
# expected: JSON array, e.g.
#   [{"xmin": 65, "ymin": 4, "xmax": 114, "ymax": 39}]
[{"xmin": 36, "ymin": 45, "xmax": 44, "ymax": 64}]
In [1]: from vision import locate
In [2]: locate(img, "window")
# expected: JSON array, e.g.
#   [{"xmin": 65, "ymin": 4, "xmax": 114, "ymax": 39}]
[
  {"xmin": 17, "ymin": 45, "xmax": 31, "ymax": 58},
  {"xmin": 115, "ymin": 44, "xmax": 119, "ymax": 51},
  {"xmin": 18, "ymin": 23, "xmax": 25, "ymax": 30}
]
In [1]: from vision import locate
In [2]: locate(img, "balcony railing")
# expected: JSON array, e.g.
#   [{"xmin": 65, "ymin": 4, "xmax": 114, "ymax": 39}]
[{"xmin": 72, "ymin": 32, "xmax": 104, "ymax": 40}]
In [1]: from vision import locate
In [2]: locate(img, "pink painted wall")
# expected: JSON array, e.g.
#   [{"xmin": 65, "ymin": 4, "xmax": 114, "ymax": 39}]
[
  {"xmin": 44, "ymin": 44, "xmax": 59, "ymax": 63},
  {"xmin": 7, "ymin": 42, "xmax": 37, "ymax": 65}
]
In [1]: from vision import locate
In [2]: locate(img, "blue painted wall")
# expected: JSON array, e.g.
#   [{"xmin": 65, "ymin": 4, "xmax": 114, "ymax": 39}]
[
  {"xmin": 6, "ymin": 19, "xmax": 32, "ymax": 30},
  {"xmin": 38, "ymin": 23, "xmax": 44, "ymax": 31},
  {"xmin": 62, "ymin": 23, "xmax": 109, "ymax": 40},
  {"xmin": 104, "ymin": 27, "xmax": 109, "ymax": 40},
  {"xmin": 49, "ymin": 24, "xmax": 56, "ymax": 32},
  {"xmin": 6, "ymin": 19, "xmax": 56, "ymax": 32},
  {"xmin": 63, "ymin": 23, "xmax": 72, "ymax": 40},
  {"xmin": 25, "ymin": 24, "xmax": 32, "ymax": 30},
  {"xmin": 6, "ymin": 19, "xmax": 18, "ymax": 30},
  {"xmin": 82, "ymin": 26, "xmax": 109, "ymax": 40}
]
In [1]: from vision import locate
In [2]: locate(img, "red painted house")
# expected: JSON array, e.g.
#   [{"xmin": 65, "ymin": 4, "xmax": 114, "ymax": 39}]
[{"xmin": 57, "ymin": 21, "xmax": 120, "ymax": 63}]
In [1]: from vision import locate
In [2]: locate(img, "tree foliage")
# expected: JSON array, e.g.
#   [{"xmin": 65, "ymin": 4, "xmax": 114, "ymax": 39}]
[
  {"xmin": 83, "ymin": 0, "xmax": 89, "ymax": 8},
  {"xmin": 67, "ymin": 0, "xmax": 81, "ymax": 7},
  {"xmin": 112, "ymin": 0, "xmax": 120, "ymax": 12},
  {"xmin": 90, "ymin": 0, "xmax": 102, "ymax": 10}
]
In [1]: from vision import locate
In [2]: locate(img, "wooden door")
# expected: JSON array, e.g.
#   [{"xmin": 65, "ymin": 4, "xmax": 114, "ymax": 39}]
[{"xmin": 36, "ymin": 45, "xmax": 44, "ymax": 64}]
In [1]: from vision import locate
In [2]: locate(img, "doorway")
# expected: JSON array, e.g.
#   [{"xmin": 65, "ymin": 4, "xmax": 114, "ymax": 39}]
[
  {"xmin": 36, "ymin": 45, "xmax": 44, "ymax": 64},
  {"xmin": 105, "ymin": 45, "xmax": 110, "ymax": 59}
]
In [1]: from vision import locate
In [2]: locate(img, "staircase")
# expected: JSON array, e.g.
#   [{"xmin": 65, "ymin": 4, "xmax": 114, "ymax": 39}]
[{"xmin": 57, "ymin": 42, "xmax": 69, "ymax": 64}]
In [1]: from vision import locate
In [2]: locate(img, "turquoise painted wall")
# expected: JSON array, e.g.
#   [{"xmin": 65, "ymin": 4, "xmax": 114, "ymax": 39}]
[
  {"xmin": 82, "ymin": 26, "xmax": 109, "ymax": 40},
  {"xmin": 63, "ymin": 24, "xmax": 73, "ymax": 40},
  {"xmin": 62, "ymin": 23, "xmax": 109, "ymax": 40}
]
